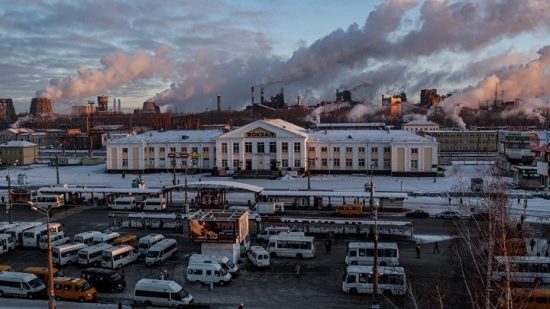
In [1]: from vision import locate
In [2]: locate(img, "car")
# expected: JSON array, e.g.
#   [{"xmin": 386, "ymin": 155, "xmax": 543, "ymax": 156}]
[
  {"xmin": 405, "ymin": 210, "xmax": 430, "ymax": 218},
  {"xmin": 436, "ymin": 211, "xmax": 461, "ymax": 219}
]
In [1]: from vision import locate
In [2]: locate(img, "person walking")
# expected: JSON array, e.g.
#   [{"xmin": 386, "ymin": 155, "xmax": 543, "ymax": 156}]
[
  {"xmin": 295, "ymin": 264, "xmax": 301, "ymax": 280},
  {"xmin": 433, "ymin": 241, "xmax": 440, "ymax": 254},
  {"xmin": 416, "ymin": 245, "xmax": 421, "ymax": 259},
  {"xmin": 325, "ymin": 239, "xmax": 332, "ymax": 254},
  {"xmin": 459, "ymin": 198, "xmax": 463, "ymax": 206},
  {"xmin": 448, "ymin": 197, "xmax": 451, "ymax": 206},
  {"xmin": 530, "ymin": 239, "xmax": 536, "ymax": 252}
]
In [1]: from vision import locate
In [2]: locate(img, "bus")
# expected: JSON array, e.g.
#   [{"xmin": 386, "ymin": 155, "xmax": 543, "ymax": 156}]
[
  {"xmin": 78, "ymin": 243, "xmax": 114, "ymax": 267},
  {"xmin": 34, "ymin": 194, "xmax": 65, "ymax": 209},
  {"xmin": 267, "ymin": 234, "xmax": 315, "ymax": 259},
  {"xmin": 498, "ymin": 288, "xmax": 550, "ymax": 309},
  {"xmin": 0, "ymin": 234, "xmax": 15, "ymax": 254},
  {"xmin": 101, "ymin": 245, "xmax": 138, "ymax": 269},
  {"xmin": 345, "ymin": 242, "xmax": 399, "ymax": 266},
  {"xmin": 342, "ymin": 265, "xmax": 407, "ymax": 296},
  {"xmin": 5, "ymin": 222, "xmax": 43, "ymax": 246},
  {"xmin": 492, "ymin": 256, "xmax": 550, "ymax": 286},
  {"xmin": 22, "ymin": 223, "xmax": 63, "ymax": 248},
  {"xmin": 74, "ymin": 231, "xmax": 102, "ymax": 246},
  {"xmin": 53, "ymin": 243, "xmax": 88, "ymax": 266}
]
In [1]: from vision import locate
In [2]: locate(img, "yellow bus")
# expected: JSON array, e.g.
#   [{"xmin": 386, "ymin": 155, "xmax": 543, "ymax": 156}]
[
  {"xmin": 498, "ymin": 288, "xmax": 550, "ymax": 309},
  {"xmin": 53, "ymin": 277, "xmax": 96, "ymax": 302},
  {"xmin": 112, "ymin": 234, "xmax": 138, "ymax": 248},
  {"xmin": 335, "ymin": 204, "xmax": 365, "ymax": 217}
]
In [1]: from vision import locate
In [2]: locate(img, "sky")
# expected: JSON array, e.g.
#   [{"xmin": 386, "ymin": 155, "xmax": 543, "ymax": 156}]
[{"xmin": 1, "ymin": 0, "xmax": 550, "ymax": 117}]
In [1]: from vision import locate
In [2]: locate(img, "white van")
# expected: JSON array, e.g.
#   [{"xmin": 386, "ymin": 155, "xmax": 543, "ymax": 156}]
[
  {"xmin": 108, "ymin": 197, "xmax": 137, "ymax": 210},
  {"xmin": 53, "ymin": 242, "xmax": 88, "ymax": 266},
  {"xmin": 93, "ymin": 232, "xmax": 121, "ymax": 245},
  {"xmin": 257, "ymin": 226, "xmax": 291, "ymax": 242},
  {"xmin": 38, "ymin": 232, "xmax": 69, "ymax": 250},
  {"xmin": 247, "ymin": 246, "xmax": 270, "ymax": 268},
  {"xmin": 0, "ymin": 272, "xmax": 46, "ymax": 299},
  {"xmin": 0, "ymin": 234, "xmax": 15, "ymax": 254},
  {"xmin": 186, "ymin": 263, "xmax": 231, "ymax": 285},
  {"xmin": 138, "ymin": 234, "xmax": 165, "ymax": 256},
  {"xmin": 142, "ymin": 198, "xmax": 166, "ymax": 211},
  {"xmin": 145, "ymin": 239, "xmax": 177, "ymax": 266},
  {"xmin": 74, "ymin": 231, "xmax": 102, "ymax": 246},
  {"xmin": 78, "ymin": 243, "xmax": 113, "ymax": 267},
  {"xmin": 22, "ymin": 223, "xmax": 63, "ymax": 248},
  {"xmin": 134, "ymin": 279, "xmax": 193, "ymax": 307},
  {"xmin": 101, "ymin": 245, "xmax": 138, "ymax": 269},
  {"xmin": 6, "ymin": 222, "xmax": 43, "ymax": 246},
  {"xmin": 345, "ymin": 242, "xmax": 399, "ymax": 266},
  {"xmin": 189, "ymin": 254, "xmax": 239, "ymax": 276}
]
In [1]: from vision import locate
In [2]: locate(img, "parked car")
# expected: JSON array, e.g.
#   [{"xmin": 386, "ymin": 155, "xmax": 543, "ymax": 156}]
[
  {"xmin": 405, "ymin": 210, "xmax": 429, "ymax": 218},
  {"xmin": 436, "ymin": 211, "xmax": 461, "ymax": 219}
]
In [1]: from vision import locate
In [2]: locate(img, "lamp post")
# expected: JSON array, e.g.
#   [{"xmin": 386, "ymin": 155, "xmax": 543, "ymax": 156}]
[
  {"xmin": 6, "ymin": 159, "xmax": 18, "ymax": 224},
  {"xmin": 181, "ymin": 152, "xmax": 190, "ymax": 214},
  {"xmin": 370, "ymin": 161, "xmax": 380, "ymax": 309},
  {"xmin": 28, "ymin": 202, "xmax": 56, "ymax": 309}
]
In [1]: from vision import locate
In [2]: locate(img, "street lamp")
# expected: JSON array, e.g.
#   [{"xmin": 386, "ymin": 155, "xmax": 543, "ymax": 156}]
[
  {"xmin": 5, "ymin": 159, "xmax": 19, "ymax": 224},
  {"xmin": 49, "ymin": 145, "xmax": 60, "ymax": 185},
  {"xmin": 370, "ymin": 161, "xmax": 380, "ymax": 309},
  {"xmin": 28, "ymin": 202, "xmax": 56, "ymax": 309}
]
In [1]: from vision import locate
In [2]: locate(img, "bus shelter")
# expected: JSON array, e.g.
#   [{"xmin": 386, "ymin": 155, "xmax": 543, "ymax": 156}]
[
  {"xmin": 162, "ymin": 181, "xmax": 263, "ymax": 208},
  {"xmin": 37, "ymin": 186, "xmax": 162, "ymax": 206}
]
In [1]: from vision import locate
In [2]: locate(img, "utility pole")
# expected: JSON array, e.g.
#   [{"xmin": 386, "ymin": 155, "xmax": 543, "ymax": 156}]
[
  {"xmin": 55, "ymin": 154, "xmax": 60, "ymax": 185},
  {"xmin": 370, "ymin": 162, "xmax": 380, "ymax": 309},
  {"xmin": 87, "ymin": 101, "xmax": 95, "ymax": 158},
  {"xmin": 307, "ymin": 142, "xmax": 311, "ymax": 190},
  {"xmin": 182, "ymin": 152, "xmax": 190, "ymax": 214},
  {"xmin": 6, "ymin": 172, "xmax": 11, "ymax": 224}
]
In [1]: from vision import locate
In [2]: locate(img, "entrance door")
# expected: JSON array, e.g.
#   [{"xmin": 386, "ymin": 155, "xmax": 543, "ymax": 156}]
[
  {"xmin": 245, "ymin": 160, "xmax": 252, "ymax": 170},
  {"xmin": 270, "ymin": 160, "xmax": 277, "ymax": 170}
]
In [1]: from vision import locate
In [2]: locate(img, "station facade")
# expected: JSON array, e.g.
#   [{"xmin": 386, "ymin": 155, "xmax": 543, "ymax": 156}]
[{"xmin": 107, "ymin": 119, "xmax": 438, "ymax": 176}]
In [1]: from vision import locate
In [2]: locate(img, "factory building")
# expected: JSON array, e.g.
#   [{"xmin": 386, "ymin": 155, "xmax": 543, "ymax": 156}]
[{"xmin": 107, "ymin": 119, "xmax": 438, "ymax": 176}]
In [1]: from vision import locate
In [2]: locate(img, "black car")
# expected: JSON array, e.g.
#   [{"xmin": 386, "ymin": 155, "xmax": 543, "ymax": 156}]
[
  {"xmin": 81, "ymin": 268, "xmax": 126, "ymax": 293},
  {"xmin": 405, "ymin": 210, "xmax": 430, "ymax": 218}
]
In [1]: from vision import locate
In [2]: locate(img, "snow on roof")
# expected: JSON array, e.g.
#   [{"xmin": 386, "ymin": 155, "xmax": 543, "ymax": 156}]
[
  {"xmin": 164, "ymin": 181, "xmax": 263, "ymax": 193},
  {"xmin": 218, "ymin": 119, "xmax": 308, "ymax": 139},
  {"xmin": 404, "ymin": 120, "xmax": 439, "ymax": 126},
  {"xmin": 92, "ymin": 125, "xmax": 126, "ymax": 131},
  {"xmin": 6, "ymin": 128, "xmax": 34, "ymax": 134},
  {"xmin": 110, "ymin": 130, "xmax": 223, "ymax": 144},
  {"xmin": 308, "ymin": 129, "xmax": 435, "ymax": 144},
  {"xmin": 0, "ymin": 140, "xmax": 37, "ymax": 147},
  {"xmin": 37, "ymin": 186, "xmax": 161, "ymax": 194},
  {"xmin": 260, "ymin": 189, "xmax": 407, "ymax": 199},
  {"xmin": 262, "ymin": 119, "xmax": 308, "ymax": 136}
]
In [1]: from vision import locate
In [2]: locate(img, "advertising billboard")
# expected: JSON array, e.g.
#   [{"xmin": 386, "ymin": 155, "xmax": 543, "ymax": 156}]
[{"xmin": 189, "ymin": 219, "xmax": 238, "ymax": 243}]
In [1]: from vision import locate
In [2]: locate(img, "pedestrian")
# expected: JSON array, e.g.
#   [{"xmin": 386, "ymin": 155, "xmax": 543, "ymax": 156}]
[
  {"xmin": 295, "ymin": 264, "xmax": 301, "ymax": 279},
  {"xmin": 163, "ymin": 269, "xmax": 169, "ymax": 280},
  {"xmin": 325, "ymin": 239, "xmax": 332, "ymax": 254},
  {"xmin": 238, "ymin": 304, "xmax": 244, "ymax": 309},
  {"xmin": 537, "ymin": 252, "xmax": 541, "ymax": 257},
  {"xmin": 433, "ymin": 241, "xmax": 440, "ymax": 254},
  {"xmin": 1, "ymin": 195, "xmax": 4, "ymax": 205},
  {"xmin": 433, "ymin": 177, "xmax": 436, "ymax": 183},
  {"xmin": 517, "ymin": 197, "xmax": 520, "ymax": 205},
  {"xmin": 520, "ymin": 214, "xmax": 525, "ymax": 225},
  {"xmin": 416, "ymin": 245, "xmax": 421, "ymax": 259},
  {"xmin": 159, "ymin": 271, "xmax": 165, "ymax": 280},
  {"xmin": 530, "ymin": 239, "xmax": 536, "ymax": 251},
  {"xmin": 448, "ymin": 197, "xmax": 451, "ymax": 206},
  {"xmin": 459, "ymin": 198, "xmax": 463, "ymax": 206}
]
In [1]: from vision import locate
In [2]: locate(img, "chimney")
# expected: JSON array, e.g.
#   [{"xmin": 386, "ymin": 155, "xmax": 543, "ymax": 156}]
[
  {"xmin": 216, "ymin": 95, "xmax": 221, "ymax": 112},
  {"xmin": 251, "ymin": 86, "xmax": 254, "ymax": 104},
  {"xmin": 113, "ymin": 98, "xmax": 117, "ymax": 112},
  {"xmin": 118, "ymin": 99, "xmax": 121, "ymax": 113},
  {"xmin": 297, "ymin": 95, "xmax": 301, "ymax": 106},
  {"xmin": 261, "ymin": 87, "xmax": 264, "ymax": 104}
]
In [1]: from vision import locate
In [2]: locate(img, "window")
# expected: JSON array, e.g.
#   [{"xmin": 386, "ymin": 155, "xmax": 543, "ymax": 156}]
[
  {"xmin": 122, "ymin": 148, "xmax": 128, "ymax": 153},
  {"xmin": 222, "ymin": 160, "xmax": 228, "ymax": 167},
  {"xmin": 411, "ymin": 160, "xmax": 418, "ymax": 169},
  {"xmin": 321, "ymin": 147, "xmax": 327, "ymax": 153},
  {"xmin": 321, "ymin": 159, "xmax": 328, "ymax": 167},
  {"xmin": 282, "ymin": 160, "xmax": 288, "ymax": 168},
  {"xmin": 233, "ymin": 160, "xmax": 239, "ymax": 168},
  {"xmin": 346, "ymin": 147, "xmax": 353, "ymax": 153},
  {"xmin": 346, "ymin": 159, "xmax": 352, "ymax": 167},
  {"xmin": 308, "ymin": 159, "xmax": 315, "ymax": 167},
  {"xmin": 358, "ymin": 159, "xmax": 365, "ymax": 167},
  {"xmin": 294, "ymin": 142, "xmax": 301, "ymax": 153},
  {"xmin": 333, "ymin": 159, "xmax": 340, "ymax": 167},
  {"xmin": 170, "ymin": 147, "xmax": 176, "ymax": 152},
  {"xmin": 122, "ymin": 159, "xmax": 128, "ymax": 167},
  {"xmin": 192, "ymin": 147, "xmax": 198, "ymax": 154},
  {"xmin": 384, "ymin": 147, "xmax": 391, "ymax": 153},
  {"xmin": 270, "ymin": 142, "xmax": 276, "ymax": 153},
  {"xmin": 411, "ymin": 148, "xmax": 418, "ymax": 154},
  {"xmin": 221, "ymin": 143, "xmax": 227, "ymax": 153},
  {"xmin": 384, "ymin": 159, "xmax": 391, "ymax": 169},
  {"xmin": 233, "ymin": 143, "xmax": 239, "ymax": 153},
  {"xmin": 294, "ymin": 160, "xmax": 301, "ymax": 168},
  {"xmin": 245, "ymin": 142, "xmax": 252, "ymax": 153},
  {"xmin": 371, "ymin": 147, "xmax": 378, "ymax": 153},
  {"xmin": 181, "ymin": 147, "xmax": 187, "ymax": 153},
  {"xmin": 257, "ymin": 142, "xmax": 265, "ymax": 153},
  {"xmin": 371, "ymin": 159, "xmax": 378, "ymax": 168},
  {"xmin": 203, "ymin": 147, "xmax": 209, "ymax": 153},
  {"xmin": 333, "ymin": 147, "xmax": 340, "ymax": 153},
  {"xmin": 282, "ymin": 142, "xmax": 288, "ymax": 153},
  {"xmin": 308, "ymin": 146, "xmax": 315, "ymax": 152},
  {"xmin": 358, "ymin": 147, "xmax": 365, "ymax": 153},
  {"xmin": 148, "ymin": 147, "xmax": 154, "ymax": 152}
]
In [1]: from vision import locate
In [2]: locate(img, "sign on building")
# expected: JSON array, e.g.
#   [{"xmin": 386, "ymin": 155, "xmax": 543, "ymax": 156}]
[{"xmin": 188, "ymin": 210, "xmax": 249, "ymax": 243}]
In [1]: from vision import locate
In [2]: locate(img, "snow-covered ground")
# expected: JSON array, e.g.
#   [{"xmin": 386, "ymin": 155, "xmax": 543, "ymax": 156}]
[{"xmin": 2, "ymin": 161, "xmax": 549, "ymax": 219}]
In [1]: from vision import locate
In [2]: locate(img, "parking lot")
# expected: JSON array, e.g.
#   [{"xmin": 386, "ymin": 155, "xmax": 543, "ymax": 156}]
[{"xmin": 0, "ymin": 205, "xmax": 457, "ymax": 308}]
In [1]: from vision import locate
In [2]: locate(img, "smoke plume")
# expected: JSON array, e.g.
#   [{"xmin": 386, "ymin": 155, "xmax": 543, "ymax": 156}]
[{"xmin": 37, "ymin": 45, "xmax": 172, "ymax": 102}]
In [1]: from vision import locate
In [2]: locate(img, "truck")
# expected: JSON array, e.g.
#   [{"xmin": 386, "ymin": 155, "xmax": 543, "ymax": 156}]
[{"xmin": 254, "ymin": 202, "xmax": 284, "ymax": 215}]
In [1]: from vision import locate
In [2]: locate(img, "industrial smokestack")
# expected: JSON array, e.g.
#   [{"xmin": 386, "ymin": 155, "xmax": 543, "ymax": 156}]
[
  {"xmin": 251, "ymin": 86, "xmax": 254, "ymax": 104},
  {"xmin": 217, "ymin": 95, "xmax": 221, "ymax": 112},
  {"xmin": 261, "ymin": 87, "xmax": 264, "ymax": 104},
  {"xmin": 297, "ymin": 96, "xmax": 301, "ymax": 106},
  {"xmin": 118, "ymin": 99, "xmax": 121, "ymax": 113},
  {"xmin": 112, "ymin": 98, "xmax": 117, "ymax": 112}
]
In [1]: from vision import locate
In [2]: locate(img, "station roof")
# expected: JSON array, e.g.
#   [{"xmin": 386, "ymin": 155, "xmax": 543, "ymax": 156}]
[
  {"xmin": 109, "ymin": 129, "xmax": 223, "ymax": 144},
  {"xmin": 37, "ymin": 186, "xmax": 160, "ymax": 195},
  {"xmin": 308, "ymin": 129, "xmax": 435, "ymax": 144},
  {"xmin": 260, "ymin": 189, "xmax": 407, "ymax": 199},
  {"xmin": 163, "ymin": 181, "xmax": 263, "ymax": 193}
]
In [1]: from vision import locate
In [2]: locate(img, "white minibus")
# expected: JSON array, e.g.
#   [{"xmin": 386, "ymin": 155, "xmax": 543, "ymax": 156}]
[
  {"xmin": 267, "ymin": 234, "xmax": 315, "ymax": 259},
  {"xmin": 0, "ymin": 234, "xmax": 15, "ymax": 254},
  {"xmin": 108, "ymin": 197, "xmax": 137, "ymax": 210},
  {"xmin": 6, "ymin": 222, "xmax": 42, "ymax": 246},
  {"xmin": 39, "ymin": 232, "xmax": 69, "ymax": 250},
  {"xmin": 492, "ymin": 256, "xmax": 550, "ymax": 285},
  {"xmin": 93, "ymin": 232, "xmax": 121, "ymax": 245},
  {"xmin": 34, "ymin": 194, "xmax": 64, "ymax": 209},
  {"xmin": 22, "ymin": 223, "xmax": 63, "ymax": 248},
  {"xmin": 189, "ymin": 254, "xmax": 239, "ymax": 276},
  {"xmin": 145, "ymin": 239, "xmax": 177, "ymax": 266},
  {"xmin": 78, "ymin": 243, "xmax": 114, "ymax": 267},
  {"xmin": 0, "ymin": 223, "xmax": 19, "ymax": 233},
  {"xmin": 142, "ymin": 198, "xmax": 166, "ymax": 211},
  {"xmin": 0, "ymin": 272, "xmax": 46, "ymax": 299},
  {"xmin": 186, "ymin": 263, "xmax": 231, "ymax": 285},
  {"xmin": 53, "ymin": 242, "xmax": 88, "ymax": 266},
  {"xmin": 342, "ymin": 265, "xmax": 407, "ymax": 296},
  {"xmin": 247, "ymin": 246, "xmax": 270, "ymax": 268},
  {"xmin": 101, "ymin": 245, "xmax": 138, "ymax": 269},
  {"xmin": 345, "ymin": 242, "xmax": 399, "ymax": 266},
  {"xmin": 138, "ymin": 234, "xmax": 165, "ymax": 256},
  {"xmin": 257, "ymin": 226, "xmax": 291, "ymax": 242},
  {"xmin": 134, "ymin": 279, "xmax": 193, "ymax": 307},
  {"xmin": 74, "ymin": 231, "xmax": 102, "ymax": 246}
]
